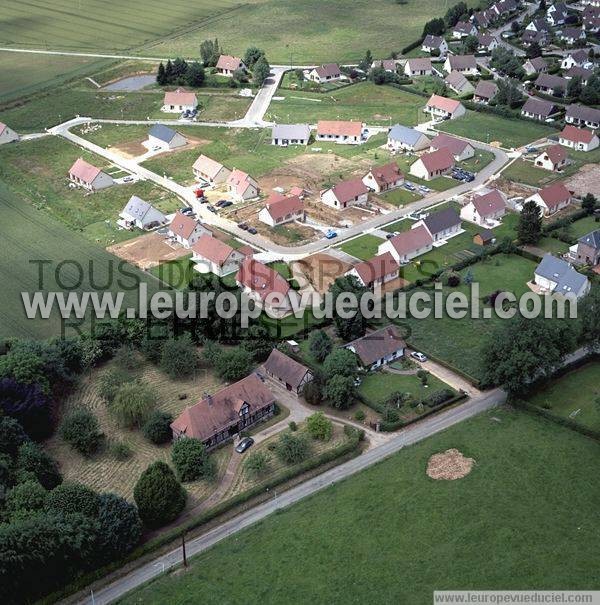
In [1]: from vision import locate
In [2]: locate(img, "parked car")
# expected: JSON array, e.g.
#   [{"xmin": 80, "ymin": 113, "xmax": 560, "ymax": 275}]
[
  {"xmin": 247, "ymin": 227, "xmax": 258, "ymax": 234},
  {"xmin": 122, "ymin": 176, "xmax": 134, "ymax": 183},
  {"xmin": 235, "ymin": 437, "xmax": 254, "ymax": 454},
  {"xmin": 404, "ymin": 182, "xmax": 416, "ymax": 191},
  {"xmin": 206, "ymin": 205, "xmax": 217, "ymax": 213},
  {"xmin": 215, "ymin": 199, "xmax": 228, "ymax": 207},
  {"xmin": 220, "ymin": 201, "xmax": 233, "ymax": 208},
  {"xmin": 410, "ymin": 351, "xmax": 428, "ymax": 362},
  {"xmin": 325, "ymin": 229, "xmax": 338, "ymax": 239},
  {"xmin": 181, "ymin": 207, "xmax": 193, "ymax": 215},
  {"xmin": 386, "ymin": 233, "xmax": 395, "ymax": 239},
  {"xmin": 238, "ymin": 222, "xmax": 249, "ymax": 230}
]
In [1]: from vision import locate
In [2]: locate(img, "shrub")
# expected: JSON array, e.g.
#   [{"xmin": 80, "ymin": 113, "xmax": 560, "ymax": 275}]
[
  {"xmin": 110, "ymin": 381, "xmax": 156, "ymax": 429},
  {"xmin": 139, "ymin": 335, "xmax": 163, "ymax": 364},
  {"xmin": 0, "ymin": 417, "xmax": 28, "ymax": 458},
  {"xmin": 275, "ymin": 431, "xmax": 310, "ymax": 465},
  {"xmin": 142, "ymin": 411, "xmax": 174, "ymax": 445},
  {"xmin": 354, "ymin": 410, "xmax": 366, "ymax": 422},
  {"xmin": 113, "ymin": 345, "xmax": 138, "ymax": 370},
  {"xmin": 5, "ymin": 479, "xmax": 48, "ymax": 521},
  {"xmin": 308, "ymin": 330, "xmax": 332, "ymax": 363},
  {"xmin": 133, "ymin": 461, "xmax": 186, "ymax": 528},
  {"xmin": 109, "ymin": 440, "xmax": 133, "ymax": 461},
  {"xmin": 0, "ymin": 378, "xmax": 51, "ymax": 441},
  {"xmin": 243, "ymin": 450, "xmax": 270, "ymax": 478},
  {"xmin": 382, "ymin": 407, "xmax": 400, "ymax": 423},
  {"xmin": 16, "ymin": 442, "xmax": 61, "ymax": 490},
  {"xmin": 160, "ymin": 335, "xmax": 198, "ymax": 378},
  {"xmin": 288, "ymin": 421, "xmax": 298, "ymax": 432},
  {"xmin": 306, "ymin": 412, "xmax": 333, "ymax": 441},
  {"xmin": 45, "ymin": 481, "xmax": 100, "ymax": 517},
  {"xmin": 344, "ymin": 424, "xmax": 365, "ymax": 441},
  {"xmin": 171, "ymin": 438, "xmax": 214, "ymax": 481},
  {"xmin": 423, "ymin": 389, "xmax": 455, "ymax": 408},
  {"xmin": 215, "ymin": 349, "xmax": 253, "ymax": 382},
  {"xmin": 303, "ymin": 380, "xmax": 324, "ymax": 405},
  {"xmin": 97, "ymin": 367, "xmax": 131, "ymax": 403},
  {"xmin": 59, "ymin": 409, "xmax": 103, "ymax": 457},
  {"xmin": 96, "ymin": 492, "xmax": 142, "ymax": 558}
]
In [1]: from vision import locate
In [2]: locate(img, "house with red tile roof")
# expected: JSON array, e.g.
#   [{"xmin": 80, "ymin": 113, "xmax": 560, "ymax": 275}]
[
  {"xmin": 424, "ymin": 94, "xmax": 466, "ymax": 120},
  {"xmin": 263, "ymin": 349, "xmax": 314, "ymax": 394},
  {"xmin": 460, "ymin": 190, "xmax": 507, "ymax": 226},
  {"xmin": 306, "ymin": 63, "xmax": 342, "ymax": 84},
  {"xmin": 535, "ymin": 145, "xmax": 568, "ymax": 172},
  {"xmin": 161, "ymin": 88, "xmax": 198, "ymax": 113},
  {"xmin": 227, "ymin": 169, "xmax": 259, "ymax": 201},
  {"xmin": 345, "ymin": 252, "xmax": 399, "ymax": 289},
  {"xmin": 409, "ymin": 148, "xmax": 455, "ymax": 181},
  {"xmin": 168, "ymin": 211, "xmax": 211, "ymax": 248},
  {"xmin": 171, "ymin": 374, "xmax": 275, "ymax": 449},
  {"xmin": 320, "ymin": 178, "xmax": 369, "ymax": 209},
  {"xmin": 362, "ymin": 162, "xmax": 404, "ymax": 193},
  {"xmin": 68, "ymin": 158, "xmax": 114, "ymax": 191},
  {"xmin": 192, "ymin": 154, "xmax": 231, "ymax": 184},
  {"xmin": 216, "ymin": 55, "xmax": 247, "ymax": 77},
  {"xmin": 525, "ymin": 182, "xmax": 573, "ymax": 216},
  {"xmin": 429, "ymin": 133, "xmax": 474, "ymax": 162},
  {"xmin": 377, "ymin": 225, "xmax": 434, "ymax": 264},
  {"xmin": 236, "ymin": 258, "xmax": 300, "ymax": 317},
  {"xmin": 0, "ymin": 122, "xmax": 19, "ymax": 145},
  {"xmin": 258, "ymin": 193, "xmax": 305, "ymax": 227},
  {"xmin": 191, "ymin": 234, "xmax": 245, "ymax": 276},
  {"xmin": 316, "ymin": 120, "xmax": 364, "ymax": 145},
  {"xmin": 558, "ymin": 125, "xmax": 599, "ymax": 152}
]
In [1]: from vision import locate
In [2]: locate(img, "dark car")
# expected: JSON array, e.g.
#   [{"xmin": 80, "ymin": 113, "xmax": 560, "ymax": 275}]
[
  {"xmin": 247, "ymin": 227, "xmax": 258, "ymax": 234},
  {"xmin": 215, "ymin": 199, "xmax": 229, "ymax": 207},
  {"xmin": 238, "ymin": 222, "xmax": 249, "ymax": 230},
  {"xmin": 220, "ymin": 201, "xmax": 233, "ymax": 208},
  {"xmin": 206, "ymin": 205, "xmax": 217, "ymax": 213},
  {"xmin": 235, "ymin": 437, "xmax": 254, "ymax": 453}
]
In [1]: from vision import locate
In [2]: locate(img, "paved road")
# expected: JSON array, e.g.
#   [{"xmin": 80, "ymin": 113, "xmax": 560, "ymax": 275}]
[{"xmin": 73, "ymin": 387, "xmax": 505, "ymax": 605}]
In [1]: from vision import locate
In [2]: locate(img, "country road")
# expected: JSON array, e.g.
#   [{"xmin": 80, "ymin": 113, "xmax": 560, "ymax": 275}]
[{"xmin": 73, "ymin": 387, "xmax": 506, "ymax": 605}]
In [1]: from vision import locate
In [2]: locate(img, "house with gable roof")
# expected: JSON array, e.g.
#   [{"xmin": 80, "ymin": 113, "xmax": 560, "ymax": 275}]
[
  {"xmin": 413, "ymin": 207, "xmax": 462, "ymax": 242},
  {"xmin": 227, "ymin": 169, "xmax": 259, "ymax": 201},
  {"xmin": 377, "ymin": 225, "xmax": 434, "ymax": 264},
  {"xmin": 460, "ymin": 190, "xmax": 507, "ymax": 227},
  {"xmin": 424, "ymin": 94, "xmax": 466, "ymax": 120},
  {"xmin": 421, "ymin": 35, "xmax": 448, "ymax": 56},
  {"xmin": 258, "ymin": 193, "xmax": 305, "ymax": 227},
  {"xmin": 263, "ymin": 349, "xmax": 314, "ymax": 394},
  {"xmin": 216, "ymin": 55, "xmax": 247, "ymax": 77},
  {"xmin": 409, "ymin": 148, "xmax": 455, "ymax": 181},
  {"xmin": 532, "ymin": 254, "xmax": 590, "ymax": 299},
  {"xmin": 306, "ymin": 63, "xmax": 342, "ymax": 84},
  {"xmin": 570, "ymin": 229, "xmax": 600, "ymax": 267},
  {"xmin": 429, "ymin": 132, "xmax": 474, "ymax": 162},
  {"xmin": 161, "ymin": 89, "xmax": 198, "ymax": 113},
  {"xmin": 320, "ymin": 178, "xmax": 369, "ymax": 209},
  {"xmin": 362, "ymin": 162, "xmax": 404, "ymax": 193},
  {"xmin": 534, "ymin": 145, "xmax": 568, "ymax": 172},
  {"xmin": 193, "ymin": 154, "xmax": 231, "ymax": 184},
  {"xmin": 68, "ymin": 158, "xmax": 114, "ymax": 192},
  {"xmin": 344, "ymin": 252, "xmax": 399, "ymax": 289},
  {"xmin": 387, "ymin": 124, "xmax": 431, "ymax": 152},
  {"xmin": 146, "ymin": 124, "xmax": 187, "ymax": 151},
  {"xmin": 344, "ymin": 325, "xmax": 406, "ymax": 371},
  {"xmin": 525, "ymin": 182, "xmax": 573, "ymax": 216},
  {"xmin": 192, "ymin": 234, "xmax": 245, "ymax": 276},
  {"xmin": 119, "ymin": 196, "xmax": 167, "ymax": 230},
  {"xmin": 316, "ymin": 120, "xmax": 364, "ymax": 144},
  {"xmin": 168, "ymin": 211, "xmax": 211, "ymax": 248},
  {"xmin": 558, "ymin": 125, "xmax": 599, "ymax": 152}
]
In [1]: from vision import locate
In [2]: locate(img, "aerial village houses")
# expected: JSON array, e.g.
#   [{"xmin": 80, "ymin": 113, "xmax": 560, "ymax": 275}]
[
  {"xmin": 321, "ymin": 178, "xmax": 369, "ymax": 209},
  {"xmin": 525, "ymin": 182, "xmax": 573, "ymax": 216},
  {"xmin": 170, "ymin": 374, "xmax": 275, "ymax": 449},
  {"xmin": 371, "ymin": 59, "xmax": 396, "ymax": 72},
  {"xmin": 560, "ymin": 27, "xmax": 586, "ymax": 46},
  {"xmin": 404, "ymin": 58, "xmax": 433, "ymax": 77},
  {"xmin": 344, "ymin": 325, "xmax": 406, "ymax": 371},
  {"xmin": 258, "ymin": 193, "xmax": 305, "ymax": 227},
  {"xmin": 534, "ymin": 74, "xmax": 568, "ymax": 97},
  {"xmin": 263, "ymin": 349, "xmax": 313, "ymax": 394},
  {"xmin": 460, "ymin": 190, "xmax": 507, "ymax": 226},
  {"xmin": 452, "ymin": 20, "xmax": 477, "ymax": 39},
  {"xmin": 561, "ymin": 50, "xmax": 590, "ymax": 70},
  {"xmin": 387, "ymin": 124, "xmax": 431, "ymax": 152},
  {"xmin": 68, "ymin": 158, "xmax": 114, "ymax": 192},
  {"xmin": 377, "ymin": 225, "xmax": 434, "ymax": 264},
  {"xmin": 413, "ymin": 207, "xmax": 462, "ymax": 242},
  {"xmin": 565, "ymin": 104, "xmax": 600, "ymax": 129},
  {"xmin": 193, "ymin": 155, "xmax": 231, "ymax": 184},
  {"xmin": 236, "ymin": 258, "xmax": 300, "ymax": 318},
  {"xmin": 306, "ymin": 63, "xmax": 341, "ymax": 84},
  {"xmin": 168, "ymin": 211, "xmax": 210, "ymax": 248},
  {"xmin": 227, "ymin": 169, "xmax": 259, "ymax": 201},
  {"xmin": 271, "ymin": 124, "xmax": 311, "ymax": 147},
  {"xmin": 532, "ymin": 254, "xmax": 590, "ymax": 299},
  {"xmin": 429, "ymin": 133, "xmax": 474, "ymax": 162},
  {"xmin": 345, "ymin": 252, "xmax": 399, "ymax": 290},
  {"xmin": 145, "ymin": 125, "xmax": 187, "ymax": 151},
  {"xmin": 565, "ymin": 66, "xmax": 593, "ymax": 85},
  {"xmin": 191, "ymin": 234, "xmax": 245, "ymax": 276},
  {"xmin": 444, "ymin": 71, "xmax": 474, "ymax": 96},
  {"xmin": 118, "ymin": 196, "xmax": 166, "ymax": 230},
  {"xmin": 571, "ymin": 230, "xmax": 600, "ymax": 267},
  {"xmin": 421, "ymin": 35, "xmax": 448, "ymax": 56},
  {"xmin": 216, "ymin": 55, "xmax": 247, "ymax": 77},
  {"xmin": 161, "ymin": 89, "xmax": 198, "ymax": 113},
  {"xmin": 547, "ymin": 2, "xmax": 568, "ymax": 26},
  {"xmin": 362, "ymin": 162, "xmax": 404, "ymax": 193},
  {"xmin": 534, "ymin": 145, "xmax": 568, "ymax": 172},
  {"xmin": 424, "ymin": 94, "xmax": 466, "ymax": 120},
  {"xmin": 409, "ymin": 148, "xmax": 455, "ymax": 181},
  {"xmin": 316, "ymin": 120, "xmax": 364, "ymax": 145},
  {"xmin": 473, "ymin": 80, "xmax": 498, "ymax": 104},
  {"xmin": 521, "ymin": 29, "xmax": 549, "ymax": 47},
  {"xmin": 521, "ymin": 98, "xmax": 556, "ymax": 122},
  {"xmin": 558, "ymin": 125, "xmax": 599, "ymax": 152},
  {"xmin": 477, "ymin": 33, "xmax": 498, "ymax": 53},
  {"xmin": 443, "ymin": 55, "xmax": 478, "ymax": 76},
  {"xmin": 0, "ymin": 122, "xmax": 19, "ymax": 145},
  {"xmin": 523, "ymin": 57, "xmax": 548, "ymax": 76}
]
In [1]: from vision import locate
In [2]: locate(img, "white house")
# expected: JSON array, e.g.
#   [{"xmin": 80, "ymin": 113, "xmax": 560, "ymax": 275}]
[
  {"xmin": 558, "ymin": 124, "xmax": 599, "ymax": 152},
  {"xmin": 453, "ymin": 21, "xmax": 478, "ymax": 39},
  {"xmin": 215, "ymin": 55, "xmax": 247, "ymax": 77},
  {"xmin": 227, "ymin": 169, "xmax": 259, "ymax": 201},
  {"xmin": 560, "ymin": 27, "xmax": 586, "ymax": 46},
  {"xmin": 404, "ymin": 58, "xmax": 432, "ymax": 77},
  {"xmin": 443, "ymin": 55, "xmax": 478, "ymax": 76},
  {"xmin": 0, "ymin": 122, "xmax": 19, "ymax": 145},
  {"xmin": 344, "ymin": 325, "xmax": 406, "ymax": 371},
  {"xmin": 473, "ymin": 80, "xmax": 498, "ymax": 104},
  {"xmin": 460, "ymin": 190, "xmax": 507, "ymax": 226},
  {"xmin": 521, "ymin": 98, "xmax": 556, "ymax": 122},
  {"xmin": 409, "ymin": 148, "xmax": 455, "ymax": 181},
  {"xmin": 565, "ymin": 104, "xmax": 600, "ymax": 129},
  {"xmin": 371, "ymin": 59, "xmax": 397, "ymax": 72},
  {"xmin": 377, "ymin": 225, "xmax": 434, "ymax": 264},
  {"xmin": 68, "ymin": 158, "xmax": 114, "ymax": 192},
  {"xmin": 161, "ymin": 89, "xmax": 198, "ymax": 113},
  {"xmin": 344, "ymin": 252, "xmax": 399, "ymax": 290},
  {"xmin": 316, "ymin": 120, "xmax": 364, "ymax": 144},
  {"xmin": 533, "ymin": 254, "xmax": 590, "ymax": 299},
  {"xmin": 561, "ymin": 49, "xmax": 591, "ymax": 70},
  {"xmin": 525, "ymin": 182, "xmax": 573, "ymax": 216},
  {"xmin": 421, "ymin": 35, "xmax": 448, "ymax": 56},
  {"xmin": 477, "ymin": 33, "xmax": 499, "ymax": 53},
  {"xmin": 306, "ymin": 63, "xmax": 342, "ymax": 84},
  {"xmin": 168, "ymin": 211, "xmax": 210, "ymax": 248},
  {"xmin": 413, "ymin": 207, "xmax": 462, "ymax": 242},
  {"xmin": 258, "ymin": 193, "xmax": 305, "ymax": 227},
  {"xmin": 119, "ymin": 196, "xmax": 167, "ymax": 230},
  {"xmin": 362, "ymin": 162, "xmax": 404, "ymax": 193},
  {"xmin": 145, "ymin": 124, "xmax": 187, "ymax": 151},
  {"xmin": 320, "ymin": 178, "xmax": 369, "ymax": 209},
  {"xmin": 271, "ymin": 124, "xmax": 311, "ymax": 146},
  {"xmin": 534, "ymin": 145, "xmax": 568, "ymax": 172},
  {"xmin": 429, "ymin": 132, "xmax": 474, "ymax": 162},
  {"xmin": 192, "ymin": 154, "xmax": 231, "ymax": 184},
  {"xmin": 192, "ymin": 234, "xmax": 245, "ymax": 276},
  {"xmin": 387, "ymin": 124, "xmax": 431, "ymax": 152},
  {"xmin": 424, "ymin": 94, "xmax": 466, "ymax": 120}
]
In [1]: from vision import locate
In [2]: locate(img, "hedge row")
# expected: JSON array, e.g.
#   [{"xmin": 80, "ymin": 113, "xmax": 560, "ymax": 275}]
[{"xmin": 402, "ymin": 38, "xmax": 424, "ymax": 55}]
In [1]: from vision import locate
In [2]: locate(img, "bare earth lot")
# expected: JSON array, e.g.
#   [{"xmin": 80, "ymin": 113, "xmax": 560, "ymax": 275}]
[
  {"xmin": 107, "ymin": 232, "xmax": 191, "ymax": 270},
  {"xmin": 565, "ymin": 164, "xmax": 600, "ymax": 199}
]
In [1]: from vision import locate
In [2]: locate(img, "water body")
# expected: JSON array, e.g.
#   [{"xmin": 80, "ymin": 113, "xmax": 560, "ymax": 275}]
[{"xmin": 103, "ymin": 74, "xmax": 156, "ymax": 91}]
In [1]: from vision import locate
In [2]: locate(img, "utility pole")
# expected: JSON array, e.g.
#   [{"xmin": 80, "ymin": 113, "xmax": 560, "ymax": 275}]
[{"xmin": 181, "ymin": 532, "xmax": 188, "ymax": 568}]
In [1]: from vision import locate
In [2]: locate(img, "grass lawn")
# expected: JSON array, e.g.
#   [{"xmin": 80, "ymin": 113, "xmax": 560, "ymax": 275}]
[
  {"xmin": 266, "ymin": 82, "xmax": 428, "ymax": 127},
  {"xmin": 380, "ymin": 187, "xmax": 422, "ymax": 206},
  {"xmin": 359, "ymin": 370, "xmax": 454, "ymax": 405},
  {"xmin": 460, "ymin": 149, "xmax": 496, "ymax": 172},
  {"xmin": 0, "ymin": 136, "xmax": 180, "ymax": 244},
  {"xmin": 502, "ymin": 158, "xmax": 558, "ymax": 187},
  {"xmin": 437, "ymin": 111, "xmax": 558, "ymax": 149},
  {"xmin": 269, "ymin": 261, "xmax": 292, "ymax": 280},
  {"xmin": 149, "ymin": 256, "xmax": 195, "ymax": 289},
  {"xmin": 339, "ymin": 234, "xmax": 384, "ymax": 260},
  {"xmin": 524, "ymin": 361, "xmax": 600, "ymax": 432},
  {"xmin": 121, "ymin": 408, "xmax": 600, "ymax": 605},
  {"xmin": 260, "ymin": 309, "xmax": 322, "ymax": 338},
  {"xmin": 536, "ymin": 236, "xmax": 570, "ymax": 255},
  {"xmin": 568, "ymin": 215, "xmax": 600, "ymax": 239}
]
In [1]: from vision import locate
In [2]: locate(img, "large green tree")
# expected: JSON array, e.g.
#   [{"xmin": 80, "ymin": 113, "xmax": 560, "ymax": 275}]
[
  {"xmin": 308, "ymin": 329, "xmax": 332, "ymax": 363},
  {"xmin": 160, "ymin": 335, "xmax": 198, "ymax": 378},
  {"xmin": 517, "ymin": 200, "xmax": 543, "ymax": 245},
  {"xmin": 253, "ymin": 56, "xmax": 271, "ymax": 86},
  {"xmin": 171, "ymin": 438, "xmax": 214, "ymax": 481},
  {"xmin": 330, "ymin": 275, "xmax": 368, "ymax": 341},
  {"xmin": 110, "ymin": 381, "xmax": 156, "ymax": 429}
]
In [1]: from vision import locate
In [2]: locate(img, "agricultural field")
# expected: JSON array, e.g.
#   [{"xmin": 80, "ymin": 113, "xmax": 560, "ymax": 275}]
[
  {"xmin": 523, "ymin": 361, "xmax": 600, "ymax": 432},
  {"xmin": 0, "ymin": 181, "xmax": 160, "ymax": 340},
  {"xmin": 121, "ymin": 408, "xmax": 600, "ymax": 604},
  {"xmin": 437, "ymin": 111, "xmax": 558, "ymax": 149},
  {"xmin": 0, "ymin": 136, "xmax": 180, "ymax": 245}
]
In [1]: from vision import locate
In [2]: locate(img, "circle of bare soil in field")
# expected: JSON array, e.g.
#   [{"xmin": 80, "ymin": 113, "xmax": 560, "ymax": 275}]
[{"xmin": 426, "ymin": 449, "xmax": 475, "ymax": 481}]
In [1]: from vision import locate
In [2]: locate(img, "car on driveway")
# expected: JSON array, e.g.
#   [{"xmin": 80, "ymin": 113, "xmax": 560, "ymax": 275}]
[
  {"xmin": 411, "ymin": 351, "xmax": 428, "ymax": 362},
  {"xmin": 404, "ymin": 182, "xmax": 416, "ymax": 191},
  {"xmin": 220, "ymin": 201, "xmax": 233, "ymax": 208},
  {"xmin": 206, "ymin": 205, "xmax": 217, "ymax": 213},
  {"xmin": 215, "ymin": 199, "xmax": 228, "ymax": 207},
  {"xmin": 235, "ymin": 437, "xmax": 254, "ymax": 453}
]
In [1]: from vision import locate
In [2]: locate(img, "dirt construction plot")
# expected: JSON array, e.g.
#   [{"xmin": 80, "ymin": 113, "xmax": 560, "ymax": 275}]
[
  {"xmin": 297, "ymin": 252, "xmax": 353, "ymax": 294},
  {"xmin": 494, "ymin": 177, "xmax": 536, "ymax": 200},
  {"xmin": 566, "ymin": 164, "xmax": 600, "ymax": 198},
  {"xmin": 426, "ymin": 448, "xmax": 475, "ymax": 481},
  {"xmin": 111, "ymin": 135, "xmax": 210, "ymax": 160},
  {"xmin": 108, "ymin": 232, "xmax": 190, "ymax": 269}
]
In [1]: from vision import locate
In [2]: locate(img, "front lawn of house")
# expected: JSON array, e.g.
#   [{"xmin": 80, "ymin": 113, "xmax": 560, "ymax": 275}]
[{"xmin": 338, "ymin": 233, "xmax": 385, "ymax": 260}]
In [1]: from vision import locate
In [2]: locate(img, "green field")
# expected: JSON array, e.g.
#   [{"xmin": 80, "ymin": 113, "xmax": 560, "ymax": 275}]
[
  {"xmin": 121, "ymin": 408, "xmax": 600, "ymax": 604},
  {"xmin": 339, "ymin": 234, "xmax": 384, "ymax": 260},
  {"xmin": 524, "ymin": 361, "xmax": 600, "ymax": 431},
  {"xmin": 437, "ymin": 111, "xmax": 558, "ymax": 149},
  {"xmin": 359, "ymin": 370, "xmax": 454, "ymax": 405},
  {"xmin": 0, "ymin": 181, "xmax": 159, "ymax": 339}
]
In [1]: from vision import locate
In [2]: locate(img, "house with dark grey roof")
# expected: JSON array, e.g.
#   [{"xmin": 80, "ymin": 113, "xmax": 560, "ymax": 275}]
[
  {"xmin": 473, "ymin": 80, "xmax": 498, "ymax": 104},
  {"xmin": 306, "ymin": 63, "xmax": 342, "ymax": 84},
  {"xmin": 533, "ymin": 254, "xmax": 590, "ymax": 299},
  {"xmin": 344, "ymin": 325, "xmax": 406, "ymax": 370},
  {"xmin": 421, "ymin": 35, "xmax": 448, "ymax": 56},
  {"xmin": 565, "ymin": 104, "xmax": 600, "ymax": 129},
  {"xmin": 443, "ymin": 55, "xmax": 478, "ymax": 75},
  {"xmin": 452, "ymin": 20, "xmax": 477, "ymax": 39},
  {"xmin": 444, "ymin": 71, "xmax": 474, "ymax": 96},
  {"xmin": 263, "ymin": 349, "xmax": 313, "ymax": 394},
  {"xmin": 387, "ymin": 124, "xmax": 431, "ymax": 152},
  {"xmin": 119, "ymin": 195, "xmax": 167, "ymax": 230},
  {"xmin": 534, "ymin": 73, "xmax": 568, "ymax": 97},
  {"xmin": 271, "ymin": 123, "xmax": 311, "ymax": 146},
  {"xmin": 404, "ymin": 57, "xmax": 433, "ymax": 77},
  {"xmin": 571, "ymin": 230, "xmax": 600, "ymax": 267},
  {"xmin": 146, "ymin": 124, "xmax": 187, "ymax": 151},
  {"xmin": 413, "ymin": 207, "xmax": 462, "ymax": 242},
  {"xmin": 521, "ymin": 97, "xmax": 556, "ymax": 122},
  {"xmin": 523, "ymin": 57, "xmax": 548, "ymax": 76}
]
